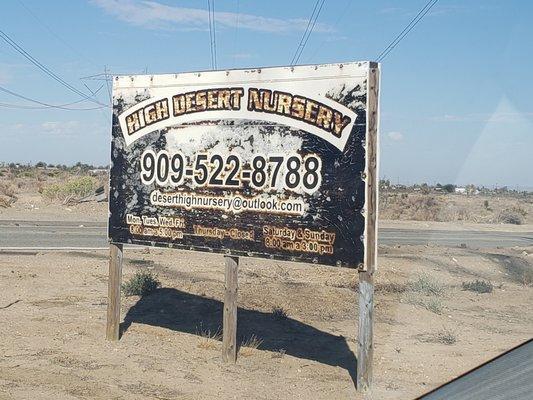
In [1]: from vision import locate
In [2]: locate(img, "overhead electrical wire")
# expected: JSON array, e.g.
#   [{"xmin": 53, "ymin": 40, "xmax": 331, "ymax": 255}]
[
  {"xmin": 290, "ymin": 0, "xmax": 325, "ymax": 66},
  {"xmin": 16, "ymin": 0, "xmax": 99, "ymax": 69},
  {"xmin": 0, "ymin": 84, "xmax": 107, "ymax": 111},
  {"xmin": 207, "ymin": 0, "xmax": 217, "ymax": 70},
  {"xmin": 232, "ymin": 0, "xmax": 240, "ymax": 67},
  {"xmin": 103, "ymin": 66, "xmax": 112, "ymax": 104},
  {"xmin": 305, "ymin": 0, "xmax": 352, "ymax": 63},
  {"xmin": 290, "ymin": 0, "xmax": 319, "ymax": 65},
  {"xmin": 0, "ymin": 29, "xmax": 108, "ymax": 107},
  {"xmin": 376, "ymin": 0, "xmax": 439, "ymax": 62},
  {"xmin": 212, "ymin": 0, "xmax": 218, "ymax": 69}
]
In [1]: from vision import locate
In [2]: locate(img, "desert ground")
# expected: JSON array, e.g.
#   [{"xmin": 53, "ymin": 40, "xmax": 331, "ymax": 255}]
[
  {"xmin": 1, "ymin": 245, "xmax": 532, "ymax": 400},
  {"xmin": 1, "ymin": 168, "xmax": 532, "ymax": 399}
]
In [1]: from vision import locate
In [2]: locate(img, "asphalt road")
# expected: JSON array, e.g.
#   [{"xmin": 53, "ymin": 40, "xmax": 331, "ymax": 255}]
[{"xmin": 0, "ymin": 220, "xmax": 532, "ymax": 250}]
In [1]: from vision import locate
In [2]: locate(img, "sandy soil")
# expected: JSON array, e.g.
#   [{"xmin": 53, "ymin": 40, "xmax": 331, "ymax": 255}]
[
  {"xmin": 380, "ymin": 192, "xmax": 533, "ymax": 225},
  {"xmin": 0, "ymin": 171, "xmax": 107, "ymax": 223},
  {"xmin": 1, "ymin": 245, "xmax": 531, "ymax": 399},
  {"xmin": 0, "ymin": 195, "xmax": 108, "ymax": 222}
]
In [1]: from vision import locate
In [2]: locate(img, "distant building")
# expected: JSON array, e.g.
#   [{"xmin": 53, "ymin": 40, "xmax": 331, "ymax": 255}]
[
  {"xmin": 89, "ymin": 168, "xmax": 108, "ymax": 176},
  {"xmin": 455, "ymin": 187, "xmax": 467, "ymax": 194}
]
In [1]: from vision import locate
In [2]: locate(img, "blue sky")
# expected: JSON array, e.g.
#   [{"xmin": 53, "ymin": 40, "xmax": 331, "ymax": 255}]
[{"xmin": 1, "ymin": 0, "xmax": 532, "ymax": 188}]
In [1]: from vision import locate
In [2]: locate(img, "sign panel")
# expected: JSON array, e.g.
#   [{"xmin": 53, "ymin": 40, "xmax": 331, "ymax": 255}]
[{"xmin": 109, "ymin": 62, "xmax": 379, "ymax": 268}]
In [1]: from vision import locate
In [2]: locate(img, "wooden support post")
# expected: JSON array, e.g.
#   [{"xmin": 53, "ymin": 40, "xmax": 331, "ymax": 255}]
[
  {"xmin": 357, "ymin": 270, "xmax": 374, "ymax": 390},
  {"xmin": 106, "ymin": 243, "xmax": 123, "ymax": 341},
  {"xmin": 222, "ymin": 255, "xmax": 239, "ymax": 363},
  {"xmin": 357, "ymin": 63, "xmax": 380, "ymax": 391}
]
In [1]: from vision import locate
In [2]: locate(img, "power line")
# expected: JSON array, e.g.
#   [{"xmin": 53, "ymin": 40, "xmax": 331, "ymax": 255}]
[
  {"xmin": 232, "ymin": 0, "xmax": 240, "ymax": 67},
  {"xmin": 376, "ymin": 0, "xmax": 439, "ymax": 62},
  {"xmin": 206, "ymin": 0, "xmax": 217, "ymax": 69},
  {"xmin": 212, "ymin": 0, "xmax": 217, "ymax": 69},
  {"xmin": 0, "ymin": 29, "xmax": 107, "ymax": 107},
  {"xmin": 290, "ymin": 0, "xmax": 325, "ymax": 66},
  {"xmin": 305, "ymin": 0, "xmax": 352, "ymax": 63},
  {"xmin": 103, "ymin": 66, "xmax": 112, "ymax": 104},
  {"xmin": 295, "ymin": 0, "xmax": 325, "ymax": 65},
  {"xmin": 16, "ymin": 0, "xmax": 99, "ymax": 69},
  {"xmin": 290, "ymin": 0, "xmax": 320, "ymax": 66},
  {"xmin": 0, "ymin": 84, "xmax": 107, "ymax": 111},
  {"xmin": 207, "ymin": 0, "xmax": 213, "ymax": 69}
]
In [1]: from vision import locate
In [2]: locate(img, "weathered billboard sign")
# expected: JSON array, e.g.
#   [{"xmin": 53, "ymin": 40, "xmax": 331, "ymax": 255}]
[{"xmin": 109, "ymin": 62, "xmax": 379, "ymax": 268}]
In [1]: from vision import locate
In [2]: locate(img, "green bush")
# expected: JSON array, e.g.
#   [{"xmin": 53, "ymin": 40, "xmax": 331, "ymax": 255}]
[
  {"xmin": 122, "ymin": 270, "xmax": 160, "ymax": 296},
  {"xmin": 408, "ymin": 273, "xmax": 445, "ymax": 296},
  {"xmin": 41, "ymin": 176, "xmax": 96, "ymax": 201},
  {"xmin": 462, "ymin": 280, "xmax": 493, "ymax": 293}
]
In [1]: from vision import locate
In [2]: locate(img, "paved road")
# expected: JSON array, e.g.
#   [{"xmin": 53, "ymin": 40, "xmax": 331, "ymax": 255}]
[{"xmin": 0, "ymin": 220, "xmax": 532, "ymax": 250}]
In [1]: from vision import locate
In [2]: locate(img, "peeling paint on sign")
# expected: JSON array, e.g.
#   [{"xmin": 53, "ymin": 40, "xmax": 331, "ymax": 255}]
[{"xmin": 109, "ymin": 62, "xmax": 377, "ymax": 268}]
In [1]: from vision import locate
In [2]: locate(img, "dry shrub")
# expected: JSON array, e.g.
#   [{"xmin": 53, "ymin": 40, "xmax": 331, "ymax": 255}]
[
  {"xmin": 0, "ymin": 182, "xmax": 17, "ymax": 208},
  {"xmin": 497, "ymin": 209, "xmax": 524, "ymax": 225},
  {"xmin": 418, "ymin": 328, "xmax": 457, "ymax": 345},
  {"xmin": 0, "ymin": 182, "xmax": 16, "ymax": 198},
  {"xmin": 0, "ymin": 197, "xmax": 13, "ymax": 208},
  {"xmin": 439, "ymin": 204, "xmax": 471, "ymax": 222},
  {"xmin": 381, "ymin": 194, "xmax": 442, "ymax": 221},
  {"xmin": 462, "ymin": 280, "xmax": 493, "ymax": 293},
  {"xmin": 41, "ymin": 176, "xmax": 96, "ymax": 204},
  {"xmin": 407, "ymin": 196, "xmax": 441, "ymax": 221},
  {"xmin": 435, "ymin": 328, "xmax": 457, "ymax": 345},
  {"xmin": 405, "ymin": 274, "xmax": 446, "ymax": 314},
  {"xmin": 408, "ymin": 273, "xmax": 445, "ymax": 296}
]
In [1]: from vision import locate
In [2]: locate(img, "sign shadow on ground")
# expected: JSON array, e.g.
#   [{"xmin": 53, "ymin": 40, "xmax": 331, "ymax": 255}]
[{"xmin": 120, "ymin": 288, "xmax": 357, "ymax": 385}]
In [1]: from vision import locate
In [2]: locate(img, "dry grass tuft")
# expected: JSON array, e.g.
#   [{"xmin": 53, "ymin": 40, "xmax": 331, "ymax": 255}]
[
  {"xmin": 404, "ymin": 274, "xmax": 446, "ymax": 314},
  {"xmin": 417, "ymin": 328, "xmax": 457, "ymax": 345},
  {"xmin": 376, "ymin": 281, "xmax": 408, "ymax": 294},
  {"xmin": 271, "ymin": 306, "xmax": 288, "ymax": 320},
  {"xmin": 271, "ymin": 349, "xmax": 286, "ymax": 359},
  {"xmin": 196, "ymin": 327, "xmax": 222, "ymax": 350},
  {"xmin": 435, "ymin": 328, "xmax": 457, "ymax": 345},
  {"xmin": 239, "ymin": 334, "xmax": 263, "ymax": 357},
  {"xmin": 406, "ymin": 293, "xmax": 444, "ymax": 314}
]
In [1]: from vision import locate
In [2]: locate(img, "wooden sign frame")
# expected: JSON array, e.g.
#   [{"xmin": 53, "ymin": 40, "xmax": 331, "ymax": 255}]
[{"xmin": 106, "ymin": 62, "xmax": 380, "ymax": 391}]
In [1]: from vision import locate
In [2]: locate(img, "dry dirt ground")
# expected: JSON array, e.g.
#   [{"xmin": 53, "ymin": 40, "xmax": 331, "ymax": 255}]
[
  {"xmin": 380, "ymin": 191, "xmax": 533, "ymax": 225},
  {"xmin": 1, "ymin": 244, "xmax": 532, "ymax": 400},
  {"xmin": 0, "ymin": 171, "xmax": 107, "ymax": 222}
]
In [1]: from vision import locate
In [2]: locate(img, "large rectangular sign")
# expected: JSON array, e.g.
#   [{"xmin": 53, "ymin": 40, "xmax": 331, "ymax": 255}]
[{"xmin": 109, "ymin": 62, "xmax": 379, "ymax": 268}]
